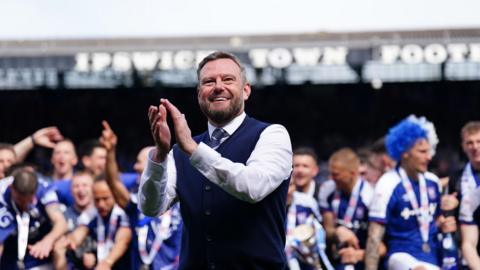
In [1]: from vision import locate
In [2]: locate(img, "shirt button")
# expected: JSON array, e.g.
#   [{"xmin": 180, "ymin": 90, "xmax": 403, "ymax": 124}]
[
  {"xmin": 205, "ymin": 185, "xmax": 211, "ymax": 191},
  {"xmin": 205, "ymin": 209, "xmax": 211, "ymax": 216}
]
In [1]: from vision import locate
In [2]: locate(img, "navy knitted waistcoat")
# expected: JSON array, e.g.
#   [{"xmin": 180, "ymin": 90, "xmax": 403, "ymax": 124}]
[{"xmin": 173, "ymin": 116, "xmax": 289, "ymax": 270}]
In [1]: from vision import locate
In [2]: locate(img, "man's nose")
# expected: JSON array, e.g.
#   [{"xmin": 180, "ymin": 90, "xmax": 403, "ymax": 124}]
[{"xmin": 213, "ymin": 78, "xmax": 226, "ymax": 90}]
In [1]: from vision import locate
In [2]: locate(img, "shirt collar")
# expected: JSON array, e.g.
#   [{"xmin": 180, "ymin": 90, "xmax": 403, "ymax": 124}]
[
  {"xmin": 306, "ymin": 181, "xmax": 316, "ymax": 197},
  {"xmin": 207, "ymin": 112, "xmax": 246, "ymax": 138}
]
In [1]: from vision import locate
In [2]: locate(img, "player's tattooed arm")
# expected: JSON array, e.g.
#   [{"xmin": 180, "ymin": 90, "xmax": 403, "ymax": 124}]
[{"xmin": 364, "ymin": 222, "xmax": 385, "ymax": 270}]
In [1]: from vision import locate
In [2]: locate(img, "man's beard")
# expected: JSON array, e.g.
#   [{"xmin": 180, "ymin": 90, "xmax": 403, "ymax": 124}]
[{"xmin": 199, "ymin": 97, "xmax": 243, "ymax": 126}]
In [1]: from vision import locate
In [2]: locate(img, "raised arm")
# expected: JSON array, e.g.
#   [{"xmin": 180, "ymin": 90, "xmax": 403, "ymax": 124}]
[
  {"xmin": 28, "ymin": 203, "xmax": 68, "ymax": 259},
  {"xmin": 14, "ymin": 127, "xmax": 63, "ymax": 162},
  {"xmin": 137, "ymin": 102, "xmax": 177, "ymax": 217},
  {"xmin": 364, "ymin": 222, "xmax": 386, "ymax": 270},
  {"xmin": 162, "ymin": 99, "xmax": 292, "ymax": 203},
  {"xmin": 99, "ymin": 121, "xmax": 130, "ymax": 209},
  {"xmin": 96, "ymin": 226, "xmax": 132, "ymax": 270}
]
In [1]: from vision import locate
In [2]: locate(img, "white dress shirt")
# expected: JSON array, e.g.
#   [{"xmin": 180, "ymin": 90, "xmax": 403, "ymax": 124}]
[{"xmin": 138, "ymin": 112, "xmax": 293, "ymax": 217}]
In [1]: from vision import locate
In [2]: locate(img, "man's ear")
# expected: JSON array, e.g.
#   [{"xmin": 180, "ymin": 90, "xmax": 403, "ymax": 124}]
[
  {"xmin": 81, "ymin": 156, "xmax": 89, "ymax": 168},
  {"xmin": 312, "ymin": 165, "xmax": 319, "ymax": 177},
  {"xmin": 243, "ymin": 83, "xmax": 251, "ymax": 101}
]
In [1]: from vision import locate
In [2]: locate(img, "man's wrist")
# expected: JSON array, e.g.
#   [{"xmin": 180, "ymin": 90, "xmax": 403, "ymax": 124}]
[
  {"xmin": 103, "ymin": 258, "xmax": 114, "ymax": 266},
  {"xmin": 184, "ymin": 140, "xmax": 198, "ymax": 156},
  {"xmin": 30, "ymin": 135, "xmax": 36, "ymax": 146},
  {"xmin": 357, "ymin": 249, "xmax": 365, "ymax": 261},
  {"xmin": 153, "ymin": 148, "xmax": 168, "ymax": 162}
]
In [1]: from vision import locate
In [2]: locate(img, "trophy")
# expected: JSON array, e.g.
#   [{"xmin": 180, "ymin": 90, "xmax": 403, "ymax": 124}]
[{"xmin": 291, "ymin": 223, "xmax": 323, "ymax": 270}]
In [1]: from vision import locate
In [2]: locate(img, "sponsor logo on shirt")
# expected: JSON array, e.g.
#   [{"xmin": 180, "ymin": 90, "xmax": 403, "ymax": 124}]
[{"xmin": 400, "ymin": 203, "xmax": 437, "ymax": 220}]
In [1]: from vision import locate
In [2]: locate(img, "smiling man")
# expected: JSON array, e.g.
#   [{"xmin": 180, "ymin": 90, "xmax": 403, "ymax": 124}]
[
  {"xmin": 292, "ymin": 147, "xmax": 320, "ymax": 199},
  {"xmin": 68, "ymin": 179, "xmax": 131, "ymax": 270},
  {"xmin": 451, "ymin": 122, "xmax": 480, "ymax": 269},
  {"xmin": 50, "ymin": 140, "xmax": 78, "ymax": 182},
  {"xmin": 0, "ymin": 168, "xmax": 67, "ymax": 270},
  {"xmin": 446, "ymin": 122, "xmax": 480, "ymax": 201},
  {"xmin": 52, "ymin": 171, "xmax": 95, "ymax": 270},
  {"xmin": 139, "ymin": 51, "xmax": 293, "ymax": 269},
  {"xmin": 365, "ymin": 116, "xmax": 457, "ymax": 270}
]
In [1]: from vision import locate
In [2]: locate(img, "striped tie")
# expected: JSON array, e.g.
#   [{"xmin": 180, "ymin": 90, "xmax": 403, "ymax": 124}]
[{"xmin": 208, "ymin": 128, "xmax": 228, "ymax": 148}]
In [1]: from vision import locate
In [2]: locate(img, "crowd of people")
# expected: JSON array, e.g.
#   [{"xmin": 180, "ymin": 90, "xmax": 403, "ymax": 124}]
[
  {"xmin": 0, "ymin": 51, "xmax": 479, "ymax": 270},
  {"xmin": 0, "ymin": 123, "xmax": 182, "ymax": 270}
]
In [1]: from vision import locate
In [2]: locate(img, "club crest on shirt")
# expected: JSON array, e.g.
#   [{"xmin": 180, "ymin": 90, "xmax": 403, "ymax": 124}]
[
  {"xmin": 428, "ymin": 187, "xmax": 436, "ymax": 200},
  {"xmin": 297, "ymin": 212, "xmax": 308, "ymax": 224},
  {"xmin": 0, "ymin": 206, "xmax": 14, "ymax": 228},
  {"xmin": 29, "ymin": 207, "xmax": 40, "ymax": 219},
  {"xmin": 356, "ymin": 207, "xmax": 365, "ymax": 219}
]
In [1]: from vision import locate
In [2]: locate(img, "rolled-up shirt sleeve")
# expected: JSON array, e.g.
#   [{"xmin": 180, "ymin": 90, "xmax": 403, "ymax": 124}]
[
  {"xmin": 460, "ymin": 187, "xmax": 480, "ymax": 225},
  {"xmin": 190, "ymin": 124, "xmax": 292, "ymax": 203},
  {"xmin": 138, "ymin": 150, "xmax": 177, "ymax": 217}
]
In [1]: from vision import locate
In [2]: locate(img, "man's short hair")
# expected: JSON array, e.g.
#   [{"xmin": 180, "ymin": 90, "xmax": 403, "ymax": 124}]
[
  {"xmin": 0, "ymin": 143, "xmax": 15, "ymax": 155},
  {"xmin": 461, "ymin": 121, "xmax": 480, "ymax": 140},
  {"xmin": 79, "ymin": 139, "xmax": 104, "ymax": 158},
  {"xmin": 197, "ymin": 51, "xmax": 247, "ymax": 84},
  {"xmin": 329, "ymin": 148, "xmax": 360, "ymax": 171},
  {"xmin": 72, "ymin": 170, "xmax": 95, "ymax": 180},
  {"xmin": 371, "ymin": 137, "xmax": 387, "ymax": 154},
  {"xmin": 53, "ymin": 139, "xmax": 77, "ymax": 155},
  {"xmin": 356, "ymin": 148, "xmax": 372, "ymax": 164},
  {"xmin": 5, "ymin": 163, "xmax": 37, "ymax": 177},
  {"xmin": 12, "ymin": 169, "xmax": 38, "ymax": 196},
  {"xmin": 293, "ymin": 147, "xmax": 319, "ymax": 164}
]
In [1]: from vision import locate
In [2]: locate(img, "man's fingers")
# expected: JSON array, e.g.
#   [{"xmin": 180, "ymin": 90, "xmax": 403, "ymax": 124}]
[
  {"xmin": 151, "ymin": 112, "xmax": 161, "ymax": 132},
  {"xmin": 102, "ymin": 120, "xmax": 112, "ymax": 132},
  {"xmin": 351, "ymin": 236, "xmax": 360, "ymax": 247},
  {"xmin": 159, "ymin": 104, "xmax": 167, "ymax": 122},
  {"xmin": 346, "ymin": 239, "xmax": 359, "ymax": 249},
  {"xmin": 153, "ymin": 122, "xmax": 160, "ymax": 138},
  {"xmin": 161, "ymin": 99, "xmax": 183, "ymax": 119},
  {"xmin": 148, "ymin": 106, "xmax": 158, "ymax": 124},
  {"xmin": 42, "ymin": 142, "xmax": 57, "ymax": 148},
  {"xmin": 338, "ymin": 247, "xmax": 351, "ymax": 255}
]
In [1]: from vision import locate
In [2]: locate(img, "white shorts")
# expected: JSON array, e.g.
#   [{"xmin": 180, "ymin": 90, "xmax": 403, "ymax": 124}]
[
  {"xmin": 28, "ymin": 263, "xmax": 54, "ymax": 270},
  {"xmin": 388, "ymin": 252, "xmax": 440, "ymax": 270}
]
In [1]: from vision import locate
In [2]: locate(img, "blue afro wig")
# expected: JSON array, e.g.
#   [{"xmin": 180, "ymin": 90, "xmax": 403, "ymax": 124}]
[{"xmin": 385, "ymin": 118, "xmax": 427, "ymax": 161}]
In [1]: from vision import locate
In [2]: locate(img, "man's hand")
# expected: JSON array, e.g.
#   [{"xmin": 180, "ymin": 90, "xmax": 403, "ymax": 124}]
[
  {"xmin": 336, "ymin": 226, "xmax": 360, "ymax": 249},
  {"xmin": 28, "ymin": 238, "xmax": 54, "ymax": 259},
  {"xmin": 149, "ymin": 101, "xmax": 171, "ymax": 162},
  {"xmin": 338, "ymin": 247, "xmax": 364, "ymax": 265},
  {"xmin": 99, "ymin": 121, "xmax": 118, "ymax": 152},
  {"xmin": 441, "ymin": 193, "xmax": 459, "ymax": 212},
  {"xmin": 96, "ymin": 260, "xmax": 112, "ymax": 270},
  {"xmin": 439, "ymin": 215, "xmax": 457, "ymax": 233},
  {"xmin": 32, "ymin": 126, "xmax": 63, "ymax": 148},
  {"xmin": 83, "ymin": 253, "xmax": 96, "ymax": 269},
  {"xmin": 161, "ymin": 99, "xmax": 198, "ymax": 155}
]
